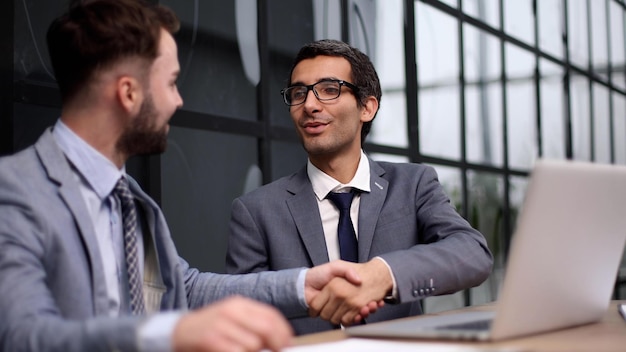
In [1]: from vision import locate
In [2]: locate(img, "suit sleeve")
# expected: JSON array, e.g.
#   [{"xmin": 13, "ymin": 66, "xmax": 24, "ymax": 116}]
[
  {"xmin": 377, "ymin": 166, "xmax": 494, "ymax": 303},
  {"xmin": 181, "ymin": 257, "xmax": 309, "ymax": 319}
]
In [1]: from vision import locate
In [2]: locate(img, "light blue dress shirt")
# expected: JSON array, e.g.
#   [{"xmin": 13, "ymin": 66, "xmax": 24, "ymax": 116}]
[{"xmin": 52, "ymin": 120, "xmax": 179, "ymax": 352}]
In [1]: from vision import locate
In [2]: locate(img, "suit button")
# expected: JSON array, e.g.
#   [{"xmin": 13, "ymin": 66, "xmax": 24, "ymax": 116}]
[
  {"xmin": 419, "ymin": 288, "xmax": 425, "ymax": 295},
  {"xmin": 412, "ymin": 289, "xmax": 419, "ymax": 297}
]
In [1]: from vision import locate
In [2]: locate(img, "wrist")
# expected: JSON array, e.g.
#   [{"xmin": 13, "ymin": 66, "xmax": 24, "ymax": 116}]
[{"xmin": 366, "ymin": 258, "xmax": 394, "ymax": 295}]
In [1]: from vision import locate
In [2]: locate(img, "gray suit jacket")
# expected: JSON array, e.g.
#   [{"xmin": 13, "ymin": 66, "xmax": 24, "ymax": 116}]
[
  {"xmin": 226, "ymin": 157, "xmax": 493, "ymax": 335},
  {"xmin": 0, "ymin": 129, "xmax": 305, "ymax": 352}
]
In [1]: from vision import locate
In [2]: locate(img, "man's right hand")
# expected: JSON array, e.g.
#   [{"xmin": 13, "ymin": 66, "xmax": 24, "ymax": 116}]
[
  {"xmin": 304, "ymin": 260, "xmax": 384, "ymax": 325},
  {"xmin": 172, "ymin": 296, "xmax": 293, "ymax": 352}
]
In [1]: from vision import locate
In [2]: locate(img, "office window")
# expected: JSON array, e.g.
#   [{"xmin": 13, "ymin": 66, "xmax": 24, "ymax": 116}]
[
  {"xmin": 590, "ymin": 0, "xmax": 609, "ymax": 82},
  {"xmin": 370, "ymin": 0, "xmax": 407, "ymax": 148},
  {"xmin": 505, "ymin": 44, "xmax": 536, "ymax": 170},
  {"xmin": 568, "ymin": 0, "xmax": 590, "ymax": 69},
  {"xmin": 610, "ymin": 2, "xmax": 626, "ymax": 91},
  {"xmin": 465, "ymin": 83, "xmax": 503, "ymax": 167},
  {"xmin": 508, "ymin": 174, "xmax": 529, "ymax": 249},
  {"xmin": 538, "ymin": 0, "xmax": 564, "ymax": 60},
  {"xmin": 439, "ymin": 0, "xmax": 457, "ymax": 9},
  {"xmin": 593, "ymin": 84, "xmax": 612, "ymax": 163},
  {"xmin": 416, "ymin": 3, "xmax": 461, "ymax": 160},
  {"xmin": 409, "ymin": 0, "xmax": 626, "ymax": 305},
  {"xmin": 466, "ymin": 170, "xmax": 505, "ymax": 305},
  {"xmin": 540, "ymin": 59, "xmax": 566, "ymax": 160},
  {"xmin": 614, "ymin": 93, "xmax": 626, "ymax": 164},
  {"xmin": 503, "ymin": 0, "xmax": 534, "ymax": 45},
  {"xmin": 570, "ymin": 74, "xmax": 592, "ymax": 161},
  {"xmin": 463, "ymin": 0, "xmax": 500, "ymax": 30},
  {"xmin": 464, "ymin": 25, "xmax": 503, "ymax": 167}
]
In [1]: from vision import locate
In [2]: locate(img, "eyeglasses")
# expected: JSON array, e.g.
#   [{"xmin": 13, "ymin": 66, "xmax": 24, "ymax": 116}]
[{"xmin": 280, "ymin": 79, "xmax": 359, "ymax": 106}]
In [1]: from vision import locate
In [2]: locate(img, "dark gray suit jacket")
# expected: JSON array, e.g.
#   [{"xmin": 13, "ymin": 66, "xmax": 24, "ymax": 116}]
[
  {"xmin": 0, "ymin": 129, "xmax": 306, "ymax": 352},
  {"xmin": 226, "ymin": 157, "xmax": 493, "ymax": 335}
]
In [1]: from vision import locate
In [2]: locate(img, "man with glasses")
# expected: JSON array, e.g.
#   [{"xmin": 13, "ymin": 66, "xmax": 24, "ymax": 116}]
[{"xmin": 226, "ymin": 39, "xmax": 494, "ymax": 335}]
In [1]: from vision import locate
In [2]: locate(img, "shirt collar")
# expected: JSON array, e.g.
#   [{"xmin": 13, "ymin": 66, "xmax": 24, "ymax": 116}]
[
  {"xmin": 308, "ymin": 150, "xmax": 371, "ymax": 201},
  {"xmin": 52, "ymin": 119, "xmax": 125, "ymax": 199}
]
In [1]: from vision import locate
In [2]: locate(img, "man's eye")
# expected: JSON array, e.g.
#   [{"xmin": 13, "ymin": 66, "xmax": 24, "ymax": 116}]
[
  {"xmin": 321, "ymin": 87, "xmax": 339, "ymax": 95},
  {"xmin": 291, "ymin": 89, "xmax": 307, "ymax": 99}
]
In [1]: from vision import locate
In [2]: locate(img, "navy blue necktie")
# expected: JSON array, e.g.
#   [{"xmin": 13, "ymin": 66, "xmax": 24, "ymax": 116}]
[{"xmin": 327, "ymin": 191, "xmax": 358, "ymax": 262}]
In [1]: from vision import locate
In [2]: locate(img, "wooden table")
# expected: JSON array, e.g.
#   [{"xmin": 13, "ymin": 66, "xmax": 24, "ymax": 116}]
[{"xmin": 294, "ymin": 300, "xmax": 626, "ymax": 351}]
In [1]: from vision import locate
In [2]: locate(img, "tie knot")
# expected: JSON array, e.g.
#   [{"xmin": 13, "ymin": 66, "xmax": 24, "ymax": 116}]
[
  {"xmin": 114, "ymin": 177, "xmax": 132, "ymax": 200},
  {"xmin": 327, "ymin": 191, "xmax": 355, "ymax": 211}
]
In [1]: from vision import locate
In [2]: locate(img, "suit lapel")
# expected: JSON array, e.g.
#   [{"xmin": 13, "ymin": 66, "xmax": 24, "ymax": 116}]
[
  {"xmin": 286, "ymin": 168, "xmax": 330, "ymax": 266},
  {"xmin": 357, "ymin": 159, "xmax": 388, "ymax": 261},
  {"xmin": 35, "ymin": 129, "xmax": 110, "ymax": 315}
]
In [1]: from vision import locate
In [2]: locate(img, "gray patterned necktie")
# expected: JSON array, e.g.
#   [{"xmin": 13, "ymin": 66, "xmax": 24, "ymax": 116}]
[{"xmin": 113, "ymin": 177, "xmax": 145, "ymax": 315}]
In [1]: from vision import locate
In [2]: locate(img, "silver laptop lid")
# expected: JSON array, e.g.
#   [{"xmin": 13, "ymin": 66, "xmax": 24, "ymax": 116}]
[{"xmin": 491, "ymin": 159, "xmax": 626, "ymax": 339}]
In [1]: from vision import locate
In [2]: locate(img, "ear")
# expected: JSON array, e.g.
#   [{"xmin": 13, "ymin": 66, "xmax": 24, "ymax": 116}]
[
  {"xmin": 116, "ymin": 76, "xmax": 143, "ymax": 114},
  {"xmin": 360, "ymin": 96, "xmax": 378, "ymax": 123}
]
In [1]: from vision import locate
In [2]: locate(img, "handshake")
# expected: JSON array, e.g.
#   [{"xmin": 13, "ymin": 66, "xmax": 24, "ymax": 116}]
[
  {"xmin": 174, "ymin": 259, "xmax": 394, "ymax": 352},
  {"xmin": 304, "ymin": 258, "xmax": 393, "ymax": 325}
]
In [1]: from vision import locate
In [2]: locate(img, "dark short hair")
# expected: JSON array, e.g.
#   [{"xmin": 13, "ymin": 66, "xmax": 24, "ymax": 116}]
[
  {"xmin": 47, "ymin": 0, "xmax": 180, "ymax": 104},
  {"xmin": 288, "ymin": 39, "xmax": 382, "ymax": 144}
]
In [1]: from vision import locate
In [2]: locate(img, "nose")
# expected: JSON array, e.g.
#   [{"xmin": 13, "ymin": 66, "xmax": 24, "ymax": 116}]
[
  {"xmin": 302, "ymin": 88, "xmax": 321, "ymax": 113},
  {"xmin": 176, "ymin": 90, "xmax": 183, "ymax": 109}
]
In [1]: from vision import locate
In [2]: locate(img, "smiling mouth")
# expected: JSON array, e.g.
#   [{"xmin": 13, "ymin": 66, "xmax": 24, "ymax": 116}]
[{"xmin": 302, "ymin": 121, "xmax": 329, "ymax": 134}]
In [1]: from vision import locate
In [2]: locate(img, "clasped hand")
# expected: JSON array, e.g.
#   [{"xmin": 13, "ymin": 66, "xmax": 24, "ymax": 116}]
[{"xmin": 304, "ymin": 259, "xmax": 391, "ymax": 326}]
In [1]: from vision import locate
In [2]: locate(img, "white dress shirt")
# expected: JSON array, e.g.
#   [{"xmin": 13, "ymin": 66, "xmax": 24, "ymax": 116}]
[
  {"xmin": 307, "ymin": 150, "xmax": 398, "ymax": 298},
  {"xmin": 308, "ymin": 150, "xmax": 371, "ymax": 261}
]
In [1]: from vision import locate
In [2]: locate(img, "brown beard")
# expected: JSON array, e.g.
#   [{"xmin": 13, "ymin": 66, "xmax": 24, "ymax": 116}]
[{"xmin": 117, "ymin": 93, "xmax": 168, "ymax": 156}]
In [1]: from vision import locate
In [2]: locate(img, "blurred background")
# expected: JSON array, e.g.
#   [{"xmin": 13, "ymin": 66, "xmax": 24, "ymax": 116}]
[{"xmin": 4, "ymin": 0, "xmax": 626, "ymax": 312}]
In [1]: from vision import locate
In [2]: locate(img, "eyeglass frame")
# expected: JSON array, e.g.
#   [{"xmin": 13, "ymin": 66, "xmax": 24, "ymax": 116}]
[{"xmin": 280, "ymin": 79, "xmax": 360, "ymax": 106}]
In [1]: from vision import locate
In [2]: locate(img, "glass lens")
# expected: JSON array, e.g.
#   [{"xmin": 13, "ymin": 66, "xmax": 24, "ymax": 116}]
[
  {"xmin": 285, "ymin": 86, "xmax": 308, "ymax": 105},
  {"xmin": 314, "ymin": 81, "xmax": 341, "ymax": 100}
]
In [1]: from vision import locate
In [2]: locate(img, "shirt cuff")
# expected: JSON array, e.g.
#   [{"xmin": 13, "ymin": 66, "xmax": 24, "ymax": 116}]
[
  {"xmin": 297, "ymin": 268, "xmax": 309, "ymax": 308},
  {"xmin": 374, "ymin": 256, "xmax": 398, "ymax": 303},
  {"xmin": 138, "ymin": 311, "xmax": 184, "ymax": 352}
]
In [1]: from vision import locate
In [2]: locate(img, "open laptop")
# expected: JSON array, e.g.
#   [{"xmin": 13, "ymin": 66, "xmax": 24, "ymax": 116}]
[{"xmin": 347, "ymin": 159, "xmax": 626, "ymax": 341}]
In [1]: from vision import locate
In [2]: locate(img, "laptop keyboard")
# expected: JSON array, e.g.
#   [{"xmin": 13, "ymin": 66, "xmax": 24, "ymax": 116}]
[{"xmin": 434, "ymin": 319, "xmax": 492, "ymax": 331}]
